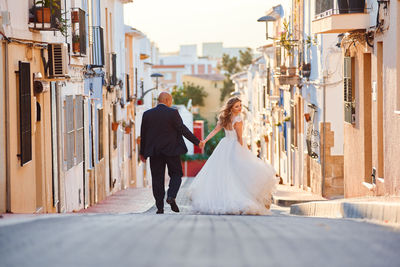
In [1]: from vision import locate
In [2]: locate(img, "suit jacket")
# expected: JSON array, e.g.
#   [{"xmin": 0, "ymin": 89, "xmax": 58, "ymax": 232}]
[{"xmin": 140, "ymin": 104, "xmax": 200, "ymax": 158}]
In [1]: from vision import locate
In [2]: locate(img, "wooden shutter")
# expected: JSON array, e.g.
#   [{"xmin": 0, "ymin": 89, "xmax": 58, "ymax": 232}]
[
  {"xmin": 126, "ymin": 74, "xmax": 130, "ymax": 101},
  {"xmin": 111, "ymin": 53, "xmax": 117, "ymax": 85},
  {"xmin": 65, "ymin": 96, "xmax": 74, "ymax": 170},
  {"xmin": 75, "ymin": 95, "xmax": 84, "ymax": 164},
  {"xmin": 79, "ymin": 9, "xmax": 87, "ymax": 55},
  {"xmin": 18, "ymin": 61, "xmax": 32, "ymax": 166}
]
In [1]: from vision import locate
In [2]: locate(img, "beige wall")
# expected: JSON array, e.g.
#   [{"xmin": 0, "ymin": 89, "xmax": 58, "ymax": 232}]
[
  {"xmin": 182, "ymin": 75, "xmax": 223, "ymax": 124},
  {"xmin": 344, "ymin": 1, "xmax": 400, "ymax": 197},
  {"xmin": 6, "ymin": 43, "xmax": 55, "ymax": 213}
]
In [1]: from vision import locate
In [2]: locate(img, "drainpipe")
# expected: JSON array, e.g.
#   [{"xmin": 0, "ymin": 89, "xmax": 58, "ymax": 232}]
[
  {"xmin": 4, "ymin": 40, "xmax": 10, "ymax": 212},
  {"xmin": 321, "ymin": 71, "xmax": 327, "ymax": 197}
]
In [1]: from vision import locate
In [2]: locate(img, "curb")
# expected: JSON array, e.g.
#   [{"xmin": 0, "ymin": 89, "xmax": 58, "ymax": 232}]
[
  {"xmin": 290, "ymin": 201, "xmax": 400, "ymax": 224},
  {"xmin": 272, "ymin": 197, "xmax": 326, "ymax": 207}
]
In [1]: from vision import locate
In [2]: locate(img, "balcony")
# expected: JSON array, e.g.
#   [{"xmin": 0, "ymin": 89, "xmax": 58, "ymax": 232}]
[
  {"xmin": 29, "ymin": 0, "xmax": 63, "ymax": 32},
  {"xmin": 71, "ymin": 8, "xmax": 87, "ymax": 57},
  {"xmin": 312, "ymin": 0, "xmax": 369, "ymax": 34}
]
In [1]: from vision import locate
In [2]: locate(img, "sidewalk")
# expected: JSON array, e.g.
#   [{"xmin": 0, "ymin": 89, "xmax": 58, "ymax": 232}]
[
  {"xmin": 77, "ymin": 187, "xmax": 154, "ymax": 214},
  {"xmin": 290, "ymin": 196, "xmax": 400, "ymax": 225},
  {"xmin": 272, "ymin": 184, "xmax": 326, "ymax": 207}
]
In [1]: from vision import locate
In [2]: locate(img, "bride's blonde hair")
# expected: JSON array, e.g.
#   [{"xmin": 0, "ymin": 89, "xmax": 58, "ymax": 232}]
[{"xmin": 218, "ymin": 97, "xmax": 241, "ymax": 129}]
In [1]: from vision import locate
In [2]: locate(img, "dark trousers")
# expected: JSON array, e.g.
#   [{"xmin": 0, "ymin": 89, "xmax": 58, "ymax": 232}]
[{"xmin": 149, "ymin": 155, "xmax": 183, "ymax": 210}]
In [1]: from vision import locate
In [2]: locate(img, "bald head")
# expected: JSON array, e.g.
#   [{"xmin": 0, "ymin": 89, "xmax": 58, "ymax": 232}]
[{"xmin": 158, "ymin": 92, "xmax": 173, "ymax": 107}]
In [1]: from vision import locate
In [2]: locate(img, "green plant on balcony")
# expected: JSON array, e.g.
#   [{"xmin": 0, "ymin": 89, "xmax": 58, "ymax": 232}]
[
  {"xmin": 72, "ymin": 34, "xmax": 80, "ymax": 52},
  {"xmin": 34, "ymin": 0, "xmax": 69, "ymax": 37}
]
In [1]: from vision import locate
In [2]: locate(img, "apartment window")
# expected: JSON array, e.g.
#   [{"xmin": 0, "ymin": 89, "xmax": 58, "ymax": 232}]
[{"xmin": 98, "ymin": 108, "xmax": 104, "ymax": 161}]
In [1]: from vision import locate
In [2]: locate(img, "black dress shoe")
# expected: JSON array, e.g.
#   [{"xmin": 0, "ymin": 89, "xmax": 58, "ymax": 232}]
[
  {"xmin": 156, "ymin": 209, "xmax": 164, "ymax": 214},
  {"xmin": 166, "ymin": 198, "xmax": 180, "ymax": 213}
]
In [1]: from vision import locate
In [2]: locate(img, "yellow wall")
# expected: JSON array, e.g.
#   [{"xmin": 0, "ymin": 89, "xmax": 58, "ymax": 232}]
[
  {"xmin": 182, "ymin": 75, "xmax": 224, "ymax": 124},
  {"xmin": 6, "ymin": 43, "xmax": 55, "ymax": 213}
]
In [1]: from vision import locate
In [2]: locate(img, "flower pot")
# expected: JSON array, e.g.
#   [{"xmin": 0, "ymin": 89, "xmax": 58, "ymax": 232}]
[
  {"xmin": 304, "ymin": 113, "xmax": 311, "ymax": 122},
  {"xmin": 348, "ymin": 0, "xmax": 365, "ymax": 13},
  {"xmin": 111, "ymin": 122, "xmax": 119, "ymax": 131},
  {"xmin": 125, "ymin": 126, "xmax": 131, "ymax": 134},
  {"xmin": 71, "ymin": 11, "xmax": 79, "ymax": 23},
  {"xmin": 36, "ymin": 7, "xmax": 51, "ymax": 23},
  {"xmin": 72, "ymin": 42, "xmax": 80, "ymax": 53},
  {"xmin": 280, "ymin": 65, "xmax": 287, "ymax": 75},
  {"xmin": 288, "ymin": 67, "xmax": 297, "ymax": 76}
]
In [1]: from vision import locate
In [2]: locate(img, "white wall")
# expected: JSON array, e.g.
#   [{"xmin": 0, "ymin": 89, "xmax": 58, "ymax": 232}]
[{"xmin": 0, "ymin": 41, "xmax": 5, "ymax": 212}]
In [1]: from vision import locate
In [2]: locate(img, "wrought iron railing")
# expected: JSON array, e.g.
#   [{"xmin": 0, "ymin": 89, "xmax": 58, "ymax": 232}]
[
  {"xmin": 30, "ymin": 0, "xmax": 62, "ymax": 31},
  {"xmin": 314, "ymin": 0, "xmax": 366, "ymax": 20}
]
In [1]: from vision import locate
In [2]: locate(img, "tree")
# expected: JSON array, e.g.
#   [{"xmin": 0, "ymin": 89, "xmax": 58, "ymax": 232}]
[
  {"xmin": 239, "ymin": 47, "xmax": 253, "ymax": 68},
  {"xmin": 171, "ymin": 82, "xmax": 208, "ymax": 106},
  {"xmin": 218, "ymin": 48, "xmax": 253, "ymax": 102}
]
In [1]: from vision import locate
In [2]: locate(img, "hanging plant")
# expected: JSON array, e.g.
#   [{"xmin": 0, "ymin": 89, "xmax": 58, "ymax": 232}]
[{"xmin": 111, "ymin": 122, "xmax": 119, "ymax": 131}]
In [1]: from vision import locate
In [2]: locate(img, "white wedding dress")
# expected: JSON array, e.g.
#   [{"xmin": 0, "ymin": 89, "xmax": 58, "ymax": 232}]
[{"xmin": 190, "ymin": 116, "xmax": 277, "ymax": 215}]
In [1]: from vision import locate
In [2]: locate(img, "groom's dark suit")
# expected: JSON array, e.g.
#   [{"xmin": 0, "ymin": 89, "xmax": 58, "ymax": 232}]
[{"xmin": 140, "ymin": 104, "xmax": 200, "ymax": 210}]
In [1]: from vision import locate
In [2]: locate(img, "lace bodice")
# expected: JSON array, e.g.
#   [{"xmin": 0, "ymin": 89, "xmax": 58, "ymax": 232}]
[{"xmin": 224, "ymin": 115, "xmax": 242, "ymax": 139}]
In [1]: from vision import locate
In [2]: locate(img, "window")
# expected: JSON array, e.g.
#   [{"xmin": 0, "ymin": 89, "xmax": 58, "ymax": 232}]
[
  {"xmin": 65, "ymin": 96, "xmax": 75, "ymax": 170},
  {"xmin": 18, "ymin": 61, "xmax": 32, "ymax": 166},
  {"xmin": 64, "ymin": 95, "xmax": 84, "ymax": 169},
  {"xmin": 75, "ymin": 96, "xmax": 84, "ymax": 164},
  {"xmin": 126, "ymin": 74, "xmax": 130, "ymax": 102},
  {"xmin": 113, "ymin": 103, "xmax": 117, "ymax": 150},
  {"xmin": 98, "ymin": 108, "xmax": 104, "ymax": 161}
]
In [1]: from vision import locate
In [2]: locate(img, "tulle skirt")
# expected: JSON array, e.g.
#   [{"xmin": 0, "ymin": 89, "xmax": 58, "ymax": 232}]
[{"xmin": 190, "ymin": 136, "xmax": 277, "ymax": 215}]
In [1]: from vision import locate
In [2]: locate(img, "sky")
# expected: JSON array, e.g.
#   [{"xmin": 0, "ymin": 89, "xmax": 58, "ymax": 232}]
[{"xmin": 124, "ymin": 0, "xmax": 282, "ymax": 53}]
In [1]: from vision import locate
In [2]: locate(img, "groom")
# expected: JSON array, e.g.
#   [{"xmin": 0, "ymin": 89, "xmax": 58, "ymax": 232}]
[{"xmin": 140, "ymin": 92, "xmax": 204, "ymax": 214}]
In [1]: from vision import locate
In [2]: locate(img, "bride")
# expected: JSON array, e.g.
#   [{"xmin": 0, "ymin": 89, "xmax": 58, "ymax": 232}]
[{"xmin": 190, "ymin": 97, "xmax": 277, "ymax": 215}]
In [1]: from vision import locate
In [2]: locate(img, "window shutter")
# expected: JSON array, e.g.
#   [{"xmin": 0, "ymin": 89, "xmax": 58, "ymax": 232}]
[
  {"xmin": 18, "ymin": 61, "xmax": 32, "ymax": 166},
  {"xmin": 344, "ymin": 56, "xmax": 354, "ymax": 123},
  {"xmin": 111, "ymin": 53, "xmax": 117, "ymax": 85},
  {"xmin": 75, "ymin": 95, "xmax": 84, "ymax": 164},
  {"xmin": 79, "ymin": 9, "xmax": 87, "ymax": 55},
  {"xmin": 126, "ymin": 74, "xmax": 130, "ymax": 101},
  {"xmin": 65, "ymin": 96, "xmax": 74, "ymax": 170}
]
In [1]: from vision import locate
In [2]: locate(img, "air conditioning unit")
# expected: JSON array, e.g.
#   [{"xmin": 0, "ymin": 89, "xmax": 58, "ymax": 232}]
[{"xmin": 48, "ymin": 43, "xmax": 68, "ymax": 77}]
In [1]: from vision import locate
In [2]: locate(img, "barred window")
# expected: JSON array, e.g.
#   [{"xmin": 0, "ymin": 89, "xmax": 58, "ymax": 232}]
[{"xmin": 75, "ymin": 95, "xmax": 84, "ymax": 164}]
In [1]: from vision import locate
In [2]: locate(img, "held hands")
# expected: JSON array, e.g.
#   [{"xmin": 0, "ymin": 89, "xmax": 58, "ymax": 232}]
[{"xmin": 199, "ymin": 140, "xmax": 206, "ymax": 149}]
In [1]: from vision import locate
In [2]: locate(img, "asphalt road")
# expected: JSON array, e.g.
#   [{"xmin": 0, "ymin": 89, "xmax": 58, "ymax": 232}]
[{"xmin": 1, "ymin": 205, "xmax": 400, "ymax": 267}]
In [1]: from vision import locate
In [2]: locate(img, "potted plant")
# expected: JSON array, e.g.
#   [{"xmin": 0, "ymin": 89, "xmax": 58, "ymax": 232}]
[
  {"xmin": 111, "ymin": 121, "xmax": 119, "ymax": 131},
  {"xmin": 288, "ymin": 66, "xmax": 297, "ymax": 76},
  {"xmin": 35, "ymin": 0, "xmax": 59, "ymax": 23},
  {"xmin": 304, "ymin": 113, "xmax": 311, "ymax": 122},
  {"xmin": 72, "ymin": 34, "xmax": 80, "ymax": 52},
  {"xmin": 280, "ymin": 65, "xmax": 287, "ymax": 75}
]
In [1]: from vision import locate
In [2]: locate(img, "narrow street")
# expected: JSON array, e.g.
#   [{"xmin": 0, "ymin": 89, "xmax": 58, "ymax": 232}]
[{"xmin": 1, "ymin": 180, "xmax": 399, "ymax": 267}]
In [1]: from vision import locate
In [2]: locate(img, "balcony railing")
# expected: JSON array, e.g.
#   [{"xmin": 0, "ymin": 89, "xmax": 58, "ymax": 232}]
[
  {"xmin": 312, "ymin": 0, "xmax": 369, "ymax": 34},
  {"xmin": 315, "ymin": 0, "xmax": 366, "ymax": 20},
  {"xmin": 29, "ymin": 0, "xmax": 62, "ymax": 31},
  {"xmin": 91, "ymin": 26, "xmax": 105, "ymax": 68}
]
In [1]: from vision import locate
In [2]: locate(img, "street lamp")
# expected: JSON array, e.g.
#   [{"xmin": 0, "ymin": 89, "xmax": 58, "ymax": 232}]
[
  {"xmin": 257, "ymin": 15, "xmax": 277, "ymax": 40},
  {"xmin": 137, "ymin": 73, "xmax": 164, "ymax": 105}
]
